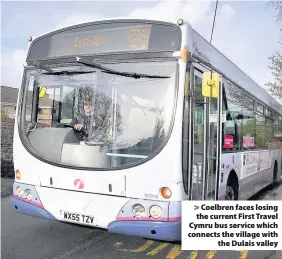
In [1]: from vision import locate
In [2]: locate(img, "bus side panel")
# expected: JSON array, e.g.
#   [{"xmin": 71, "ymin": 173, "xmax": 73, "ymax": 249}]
[{"xmin": 221, "ymin": 150, "xmax": 279, "ymax": 201}]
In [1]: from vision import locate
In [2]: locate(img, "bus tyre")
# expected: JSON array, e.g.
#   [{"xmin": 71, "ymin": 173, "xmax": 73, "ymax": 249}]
[{"xmin": 224, "ymin": 184, "xmax": 237, "ymax": 200}]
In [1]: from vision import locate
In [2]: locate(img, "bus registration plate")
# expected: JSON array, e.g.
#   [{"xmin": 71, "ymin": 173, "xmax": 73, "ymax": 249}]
[{"xmin": 61, "ymin": 211, "xmax": 96, "ymax": 225}]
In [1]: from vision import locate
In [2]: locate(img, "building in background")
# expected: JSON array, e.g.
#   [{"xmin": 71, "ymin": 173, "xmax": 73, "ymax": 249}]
[{"xmin": 1, "ymin": 85, "xmax": 52, "ymax": 122}]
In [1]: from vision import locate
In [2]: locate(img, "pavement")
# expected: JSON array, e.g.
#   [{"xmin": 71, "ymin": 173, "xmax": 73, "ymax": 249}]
[{"xmin": 1, "ymin": 177, "xmax": 282, "ymax": 259}]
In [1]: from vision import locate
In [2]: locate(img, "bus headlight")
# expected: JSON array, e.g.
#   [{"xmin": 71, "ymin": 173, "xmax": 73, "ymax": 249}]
[
  {"xmin": 24, "ymin": 189, "xmax": 32, "ymax": 200},
  {"xmin": 149, "ymin": 205, "xmax": 162, "ymax": 219},
  {"xmin": 132, "ymin": 204, "xmax": 145, "ymax": 217},
  {"xmin": 16, "ymin": 186, "xmax": 24, "ymax": 197}
]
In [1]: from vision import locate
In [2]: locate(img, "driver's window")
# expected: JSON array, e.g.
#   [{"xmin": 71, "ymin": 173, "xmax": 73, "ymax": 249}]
[
  {"xmin": 36, "ymin": 85, "xmax": 75, "ymax": 128},
  {"xmin": 60, "ymin": 87, "xmax": 75, "ymax": 124},
  {"xmin": 48, "ymin": 86, "xmax": 75, "ymax": 127}
]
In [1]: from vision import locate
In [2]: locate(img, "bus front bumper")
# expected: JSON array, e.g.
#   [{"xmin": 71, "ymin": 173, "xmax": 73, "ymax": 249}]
[
  {"xmin": 107, "ymin": 220, "xmax": 181, "ymax": 241},
  {"xmin": 11, "ymin": 196, "xmax": 56, "ymax": 221}
]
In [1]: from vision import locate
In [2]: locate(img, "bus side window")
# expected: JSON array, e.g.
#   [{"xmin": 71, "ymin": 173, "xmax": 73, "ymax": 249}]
[
  {"xmin": 222, "ymin": 80, "xmax": 258, "ymax": 152},
  {"xmin": 221, "ymin": 84, "xmax": 236, "ymax": 152}
]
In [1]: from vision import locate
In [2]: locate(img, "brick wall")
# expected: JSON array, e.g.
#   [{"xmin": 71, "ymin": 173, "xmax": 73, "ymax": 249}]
[
  {"xmin": 1, "ymin": 119, "xmax": 15, "ymax": 178},
  {"xmin": 1, "ymin": 119, "xmax": 53, "ymax": 178}
]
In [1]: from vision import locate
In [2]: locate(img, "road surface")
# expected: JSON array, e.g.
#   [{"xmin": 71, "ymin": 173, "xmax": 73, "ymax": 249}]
[{"xmin": 1, "ymin": 177, "xmax": 282, "ymax": 259}]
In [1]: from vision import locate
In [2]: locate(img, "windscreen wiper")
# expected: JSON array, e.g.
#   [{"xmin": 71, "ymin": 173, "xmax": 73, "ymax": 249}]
[
  {"xmin": 30, "ymin": 61, "xmax": 94, "ymax": 76},
  {"xmin": 75, "ymin": 56, "xmax": 170, "ymax": 79},
  {"xmin": 30, "ymin": 61, "xmax": 55, "ymax": 73},
  {"xmin": 42, "ymin": 70, "xmax": 95, "ymax": 76}
]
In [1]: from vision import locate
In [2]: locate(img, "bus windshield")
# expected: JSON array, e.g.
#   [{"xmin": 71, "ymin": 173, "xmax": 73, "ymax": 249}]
[{"xmin": 21, "ymin": 60, "xmax": 178, "ymax": 169}]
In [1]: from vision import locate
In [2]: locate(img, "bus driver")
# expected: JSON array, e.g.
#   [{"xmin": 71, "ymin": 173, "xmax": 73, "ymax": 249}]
[
  {"xmin": 72, "ymin": 87, "xmax": 113, "ymax": 142},
  {"xmin": 72, "ymin": 100, "xmax": 93, "ymax": 131}
]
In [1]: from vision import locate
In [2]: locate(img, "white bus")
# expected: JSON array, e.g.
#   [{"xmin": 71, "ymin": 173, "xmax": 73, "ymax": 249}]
[{"xmin": 11, "ymin": 18, "xmax": 282, "ymax": 241}]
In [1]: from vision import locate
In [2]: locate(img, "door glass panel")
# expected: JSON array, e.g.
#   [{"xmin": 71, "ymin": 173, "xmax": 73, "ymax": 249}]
[
  {"xmin": 191, "ymin": 70, "xmax": 219, "ymax": 200},
  {"xmin": 192, "ymin": 73, "xmax": 204, "ymax": 200},
  {"xmin": 207, "ymin": 97, "xmax": 218, "ymax": 199}
]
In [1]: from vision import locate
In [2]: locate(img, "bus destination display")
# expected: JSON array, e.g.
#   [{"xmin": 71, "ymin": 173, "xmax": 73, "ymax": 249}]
[
  {"xmin": 49, "ymin": 25, "xmax": 153, "ymax": 57},
  {"xmin": 27, "ymin": 22, "xmax": 181, "ymax": 60}
]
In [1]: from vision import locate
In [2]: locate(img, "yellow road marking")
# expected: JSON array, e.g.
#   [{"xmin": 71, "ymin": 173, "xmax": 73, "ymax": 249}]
[
  {"xmin": 130, "ymin": 241, "xmax": 155, "ymax": 253},
  {"xmin": 114, "ymin": 242, "xmax": 128, "ymax": 252},
  {"xmin": 188, "ymin": 251, "xmax": 198, "ymax": 259},
  {"xmin": 114, "ymin": 240, "xmax": 155, "ymax": 252},
  {"xmin": 146, "ymin": 243, "xmax": 169, "ymax": 256},
  {"xmin": 233, "ymin": 250, "xmax": 248, "ymax": 259},
  {"xmin": 206, "ymin": 250, "xmax": 217, "ymax": 258},
  {"xmin": 114, "ymin": 241, "xmax": 250, "ymax": 259},
  {"xmin": 166, "ymin": 245, "xmax": 183, "ymax": 259}
]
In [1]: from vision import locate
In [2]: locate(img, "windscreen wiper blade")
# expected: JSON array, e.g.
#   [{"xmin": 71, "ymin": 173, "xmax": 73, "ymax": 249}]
[
  {"xmin": 42, "ymin": 70, "xmax": 95, "ymax": 76},
  {"xmin": 30, "ymin": 61, "xmax": 55, "ymax": 73},
  {"xmin": 30, "ymin": 61, "xmax": 95, "ymax": 76},
  {"xmin": 75, "ymin": 56, "xmax": 170, "ymax": 79},
  {"xmin": 30, "ymin": 61, "xmax": 94, "ymax": 76},
  {"xmin": 101, "ymin": 70, "xmax": 169, "ymax": 79}
]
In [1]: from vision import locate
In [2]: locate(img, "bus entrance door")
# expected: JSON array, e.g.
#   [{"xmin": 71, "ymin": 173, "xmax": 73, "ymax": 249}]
[{"xmin": 187, "ymin": 67, "xmax": 222, "ymax": 200}]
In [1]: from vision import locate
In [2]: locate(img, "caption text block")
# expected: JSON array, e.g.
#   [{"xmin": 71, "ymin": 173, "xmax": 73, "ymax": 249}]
[{"xmin": 181, "ymin": 201, "xmax": 282, "ymax": 250}]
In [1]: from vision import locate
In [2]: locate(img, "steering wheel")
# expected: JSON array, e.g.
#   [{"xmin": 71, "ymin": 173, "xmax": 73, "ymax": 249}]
[{"xmin": 61, "ymin": 124, "xmax": 89, "ymax": 138}]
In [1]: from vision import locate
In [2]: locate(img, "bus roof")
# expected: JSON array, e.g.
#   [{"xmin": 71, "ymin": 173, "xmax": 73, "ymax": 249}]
[{"xmin": 189, "ymin": 25, "xmax": 282, "ymax": 115}]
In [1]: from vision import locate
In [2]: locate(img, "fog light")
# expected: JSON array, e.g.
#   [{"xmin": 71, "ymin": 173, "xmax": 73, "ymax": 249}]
[
  {"xmin": 132, "ymin": 204, "xmax": 145, "ymax": 217},
  {"xmin": 24, "ymin": 189, "xmax": 32, "ymax": 200},
  {"xmin": 149, "ymin": 205, "xmax": 162, "ymax": 219}
]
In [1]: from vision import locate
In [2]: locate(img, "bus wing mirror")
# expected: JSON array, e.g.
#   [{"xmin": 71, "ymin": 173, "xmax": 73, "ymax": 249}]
[
  {"xmin": 201, "ymin": 71, "xmax": 220, "ymax": 98},
  {"xmin": 39, "ymin": 85, "xmax": 47, "ymax": 98}
]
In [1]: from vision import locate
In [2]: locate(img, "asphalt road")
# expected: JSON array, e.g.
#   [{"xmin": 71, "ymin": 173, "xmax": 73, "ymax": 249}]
[{"xmin": 1, "ymin": 177, "xmax": 282, "ymax": 259}]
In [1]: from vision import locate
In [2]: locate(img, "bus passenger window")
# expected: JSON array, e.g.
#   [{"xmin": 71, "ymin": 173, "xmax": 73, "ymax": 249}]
[{"xmin": 255, "ymin": 113, "xmax": 265, "ymax": 148}]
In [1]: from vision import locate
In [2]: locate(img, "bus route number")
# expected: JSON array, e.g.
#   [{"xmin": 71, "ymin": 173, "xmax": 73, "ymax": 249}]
[{"xmin": 128, "ymin": 27, "xmax": 151, "ymax": 49}]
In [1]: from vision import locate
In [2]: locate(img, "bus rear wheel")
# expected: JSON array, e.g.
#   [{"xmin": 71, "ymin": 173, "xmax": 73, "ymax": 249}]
[
  {"xmin": 225, "ymin": 185, "xmax": 235, "ymax": 200},
  {"xmin": 225, "ymin": 171, "xmax": 239, "ymax": 200}
]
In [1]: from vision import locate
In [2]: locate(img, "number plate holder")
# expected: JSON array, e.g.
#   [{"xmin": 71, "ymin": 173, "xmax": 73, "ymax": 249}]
[{"xmin": 60, "ymin": 210, "xmax": 96, "ymax": 225}]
